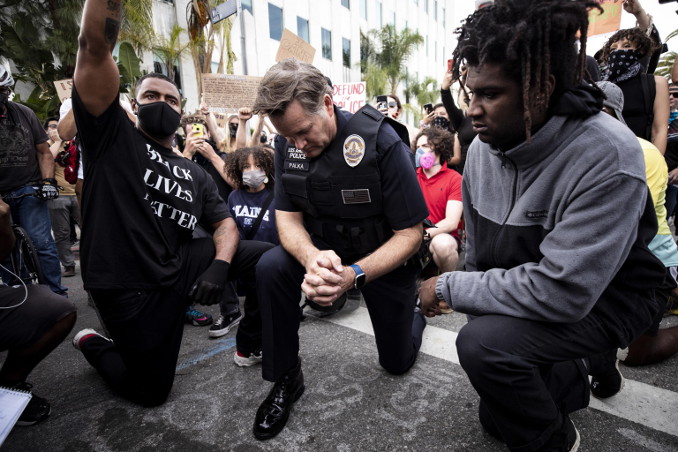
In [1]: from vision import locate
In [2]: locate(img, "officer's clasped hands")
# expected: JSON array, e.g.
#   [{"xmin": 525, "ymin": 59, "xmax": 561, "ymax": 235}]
[{"xmin": 301, "ymin": 249, "xmax": 349, "ymax": 306}]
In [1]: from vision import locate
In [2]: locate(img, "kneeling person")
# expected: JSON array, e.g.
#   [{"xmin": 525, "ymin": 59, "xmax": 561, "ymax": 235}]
[{"xmin": 251, "ymin": 59, "xmax": 429, "ymax": 440}]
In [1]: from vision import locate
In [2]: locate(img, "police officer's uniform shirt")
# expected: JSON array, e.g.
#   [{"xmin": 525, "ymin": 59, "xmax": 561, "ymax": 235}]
[{"xmin": 274, "ymin": 106, "xmax": 428, "ymax": 232}]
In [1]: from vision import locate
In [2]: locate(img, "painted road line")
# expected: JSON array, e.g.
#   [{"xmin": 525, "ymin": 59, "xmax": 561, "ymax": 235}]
[{"xmin": 324, "ymin": 306, "xmax": 678, "ymax": 438}]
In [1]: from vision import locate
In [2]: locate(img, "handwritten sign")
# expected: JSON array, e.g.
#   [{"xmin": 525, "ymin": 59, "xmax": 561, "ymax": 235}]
[
  {"xmin": 275, "ymin": 28, "xmax": 316, "ymax": 64},
  {"xmin": 53, "ymin": 79, "xmax": 73, "ymax": 104},
  {"xmin": 588, "ymin": 0, "xmax": 622, "ymax": 37},
  {"xmin": 202, "ymin": 73, "xmax": 263, "ymax": 127},
  {"xmin": 332, "ymin": 82, "xmax": 366, "ymax": 114}
]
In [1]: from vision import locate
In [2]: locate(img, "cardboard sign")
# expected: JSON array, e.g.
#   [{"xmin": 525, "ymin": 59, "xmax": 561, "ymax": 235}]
[
  {"xmin": 54, "ymin": 79, "xmax": 73, "ymax": 104},
  {"xmin": 332, "ymin": 82, "xmax": 366, "ymax": 114},
  {"xmin": 275, "ymin": 28, "xmax": 316, "ymax": 64},
  {"xmin": 202, "ymin": 74, "xmax": 263, "ymax": 127},
  {"xmin": 588, "ymin": 0, "xmax": 622, "ymax": 37}
]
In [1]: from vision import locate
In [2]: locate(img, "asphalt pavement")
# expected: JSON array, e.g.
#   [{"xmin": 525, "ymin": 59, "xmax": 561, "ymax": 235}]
[{"xmin": 2, "ymin": 267, "xmax": 678, "ymax": 452}]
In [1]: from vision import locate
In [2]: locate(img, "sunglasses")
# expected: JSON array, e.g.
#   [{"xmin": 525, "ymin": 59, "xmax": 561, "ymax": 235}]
[
  {"xmin": 670, "ymin": 92, "xmax": 678, "ymax": 99},
  {"xmin": 46, "ymin": 124, "xmax": 58, "ymax": 129},
  {"xmin": 387, "ymin": 101, "xmax": 397, "ymax": 108}
]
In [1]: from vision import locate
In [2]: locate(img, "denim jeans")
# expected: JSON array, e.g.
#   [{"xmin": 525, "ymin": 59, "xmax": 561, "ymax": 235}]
[
  {"xmin": 6, "ymin": 184, "xmax": 67, "ymax": 296},
  {"xmin": 47, "ymin": 195, "xmax": 80, "ymax": 268}
]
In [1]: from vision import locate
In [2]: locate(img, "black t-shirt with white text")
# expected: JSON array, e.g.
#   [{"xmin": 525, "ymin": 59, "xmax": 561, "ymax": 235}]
[{"xmin": 72, "ymin": 89, "xmax": 229, "ymax": 289}]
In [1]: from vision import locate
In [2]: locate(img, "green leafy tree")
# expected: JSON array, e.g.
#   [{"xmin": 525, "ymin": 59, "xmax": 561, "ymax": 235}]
[
  {"xmin": 362, "ymin": 24, "xmax": 423, "ymax": 96},
  {"xmin": 186, "ymin": 0, "xmax": 237, "ymax": 95},
  {"xmin": 0, "ymin": 0, "xmax": 152, "ymax": 119},
  {"xmin": 655, "ymin": 29, "xmax": 677, "ymax": 80}
]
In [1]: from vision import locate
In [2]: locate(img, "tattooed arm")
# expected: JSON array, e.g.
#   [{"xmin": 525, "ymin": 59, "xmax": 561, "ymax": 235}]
[
  {"xmin": 74, "ymin": 0, "xmax": 122, "ymax": 117},
  {"xmin": 212, "ymin": 217, "xmax": 239, "ymax": 264}
]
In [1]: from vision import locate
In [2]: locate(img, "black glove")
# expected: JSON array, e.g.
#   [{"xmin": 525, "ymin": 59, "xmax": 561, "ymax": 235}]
[
  {"xmin": 188, "ymin": 259, "xmax": 230, "ymax": 305},
  {"xmin": 37, "ymin": 178, "xmax": 60, "ymax": 200}
]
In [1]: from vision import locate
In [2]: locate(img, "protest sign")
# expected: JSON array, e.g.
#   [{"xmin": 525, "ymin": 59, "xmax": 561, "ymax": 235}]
[
  {"xmin": 332, "ymin": 82, "xmax": 366, "ymax": 114},
  {"xmin": 202, "ymin": 74, "xmax": 263, "ymax": 127},
  {"xmin": 588, "ymin": 0, "xmax": 622, "ymax": 37},
  {"xmin": 53, "ymin": 79, "xmax": 73, "ymax": 103},
  {"xmin": 275, "ymin": 28, "xmax": 316, "ymax": 64}
]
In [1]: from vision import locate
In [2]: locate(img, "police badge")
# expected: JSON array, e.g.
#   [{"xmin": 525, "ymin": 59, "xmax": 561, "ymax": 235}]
[{"xmin": 343, "ymin": 134, "xmax": 365, "ymax": 167}]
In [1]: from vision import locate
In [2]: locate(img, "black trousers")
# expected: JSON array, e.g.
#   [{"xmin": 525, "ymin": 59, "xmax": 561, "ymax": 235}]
[
  {"xmin": 81, "ymin": 238, "xmax": 272, "ymax": 406},
  {"xmin": 456, "ymin": 313, "xmax": 624, "ymax": 452},
  {"xmin": 257, "ymin": 245, "xmax": 425, "ymax": 382}
]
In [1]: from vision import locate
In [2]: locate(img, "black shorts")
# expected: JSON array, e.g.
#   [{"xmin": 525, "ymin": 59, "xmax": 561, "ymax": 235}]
[
  {"xmin": 645, "ymin": 266, "xmax": 677, "ymax": 337},
  {"xmin": 0, "ymin": 284, "xmax": 76, "ymax": 351}
]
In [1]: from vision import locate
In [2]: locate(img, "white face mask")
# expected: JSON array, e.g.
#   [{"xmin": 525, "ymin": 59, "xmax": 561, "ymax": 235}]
[{"xmin": 242, "ymin": 169, "xmax": 267, "ymax": 189}]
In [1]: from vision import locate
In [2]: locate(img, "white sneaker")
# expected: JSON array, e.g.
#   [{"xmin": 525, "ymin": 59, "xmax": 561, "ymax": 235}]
[
  {"xmin": 72, "ymin": 328, "xmax": 111, "ymax": 350},
  {"xmin": 233, "ymin": 350, "xmax": 263, "ymax": 367}
]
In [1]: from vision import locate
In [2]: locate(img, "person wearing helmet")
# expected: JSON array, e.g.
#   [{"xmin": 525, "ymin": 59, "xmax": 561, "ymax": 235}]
[{"xmin": 0, "ymin": 65, "xmax": 67, "ymax": 296}]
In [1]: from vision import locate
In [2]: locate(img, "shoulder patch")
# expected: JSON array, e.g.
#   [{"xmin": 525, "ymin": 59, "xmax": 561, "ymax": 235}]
[{"xmin": 343, "ymin": 134, "xmax": 365, "ymax": 168}]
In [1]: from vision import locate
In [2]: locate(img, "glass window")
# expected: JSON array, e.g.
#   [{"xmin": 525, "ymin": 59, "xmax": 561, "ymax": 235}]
[
  {"xmin": 241, "ymin": 0, "xmax": 253, "ymax": 14},
  {"xmin": 424, "ymin": 0, "xmax": 428, "ymax": 14},
  {"xmin": 434, "ymin": 0, "xmax": 438, "ymax": 21},
  {"xmin": 360, "ymin": 0, "xmax": 368, "ymax": 20},
  {"xmin": 341, "ymin": 0, "xmax": 350, "ymax": 8},
  {"xmin": 442, "ymin": 7, "xmax": 445, "ymax": 27},
  {"xmin": 377, "ymin": 1, "xmax": 382, "ymax": 27},
  {"xmin": 342, "ymin": 38, "xmax": 351, "ymax": 68},
  {"xmin": 268, "ymin": 3, "xmax": 283, "ymax": 41},
  {"xmin": 297, "ymin": 17, "xmax": 310, "ymax": 43},
  {"xmin": 322, "ymin": 28, "xmax": 332, "ymax": 60}
]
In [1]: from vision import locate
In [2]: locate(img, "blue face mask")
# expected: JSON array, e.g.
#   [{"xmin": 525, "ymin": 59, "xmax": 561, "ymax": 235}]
[{"xmin": 415, "ymin": 147, "xmax": 425, "ymax": 168}]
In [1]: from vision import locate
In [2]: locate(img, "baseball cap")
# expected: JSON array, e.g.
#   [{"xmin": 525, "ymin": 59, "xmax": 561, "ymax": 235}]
[{"xmin": 596, "ymin": 81, "xmax": 626, "ymax": 125}]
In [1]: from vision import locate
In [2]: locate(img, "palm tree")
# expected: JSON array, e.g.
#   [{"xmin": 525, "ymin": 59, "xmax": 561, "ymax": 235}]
[
  {"xmin": 655, "ymin": 28, "xmax": 676, "ymax": 80},
  {"xmin": 153, "ymin": 24, "xmax": 191, "ymax": 81},
  {"xmin": 366, "ymin": 24, "xmax": 424, "ymax": 95},
  {"xmin": 185, "ymin": 0, "xmax": 238, "ymax": 95}
]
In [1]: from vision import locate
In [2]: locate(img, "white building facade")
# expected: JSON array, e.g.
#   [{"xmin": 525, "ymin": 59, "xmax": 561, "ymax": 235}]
[{"xmin": 150, "ymin": 0, "xmax": 474, "ymax": 115}]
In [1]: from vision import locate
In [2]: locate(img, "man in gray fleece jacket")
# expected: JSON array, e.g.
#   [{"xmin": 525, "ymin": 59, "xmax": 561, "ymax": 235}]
[{"xmin": 419, "ymin": 1, "xmax": 667, "ymax": 451}]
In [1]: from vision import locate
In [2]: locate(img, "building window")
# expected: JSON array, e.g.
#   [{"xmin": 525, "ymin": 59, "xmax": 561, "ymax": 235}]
[
  {"xmin": 360, "ymin": 0, "xmax": 368, "ymax": 20},
  {"xmin": 241, "ymin": 0, "xmax": 253, "ymax": 14},
  {"xmin": 341, "ymin": 0, "xmax": 350, "ymax": 8},
  {"xmin": 442, "ymin": 7, "xmax": 445, "ymax": 27},
  {"xmin": 434, "ymin": 0, "xmax": 438, "ymax": 21},
  {"xmin": 268, "ymin": 3, "xmax": 283, "ymax": 41},
  {"xmin": 342, "ymin": 38, "xmax": 351, "ymax": 68},
  {"xmin": 424, "ymin": 0, "xmax": 428, "ymax": 14},
  {"xmin": 297, "ymin": 17, "xmax": 310, "ymax": 43},
  {"xmin": 377, "ymin": 1, "xmax": 382, "ymax": 27},
  {"xmin": 322, "ymin": 28, "xmax": 332, "ymax": 60}
]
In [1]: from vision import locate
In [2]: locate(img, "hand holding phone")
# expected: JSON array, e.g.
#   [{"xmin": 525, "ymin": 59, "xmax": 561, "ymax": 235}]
[
  {"xmin": 192, "ymin": 123, "xmax": 205, "ymax": 138},
  {"xmin": 423, "ymin": 103, "xmax": 433, "ymax": 114}
]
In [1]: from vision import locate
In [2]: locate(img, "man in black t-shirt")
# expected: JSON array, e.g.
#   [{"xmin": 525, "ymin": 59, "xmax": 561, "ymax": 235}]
[
  {"xmin": 0, "ymin": 66, "xmax": 67, "ymax": 296},
  {"xmin": 69, "ymin": 0, "xmax": 271, "ymax": 406}
]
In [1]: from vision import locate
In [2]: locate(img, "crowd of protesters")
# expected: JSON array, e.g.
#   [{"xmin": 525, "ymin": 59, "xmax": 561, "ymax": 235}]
[{"xmin": 1, "ymin": 0, "xmax": 678, "ymax": 450}]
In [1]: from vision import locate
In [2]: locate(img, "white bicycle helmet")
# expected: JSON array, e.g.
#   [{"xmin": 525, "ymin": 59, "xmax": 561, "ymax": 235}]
[{"xmin": 0, "ymin": 65, "xmax": 14, "ymax": 88}]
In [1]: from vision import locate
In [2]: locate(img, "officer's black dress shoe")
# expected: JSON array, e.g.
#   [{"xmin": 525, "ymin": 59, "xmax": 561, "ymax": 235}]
[{"xmin": 253, "ymin": 358, "xmax": 305, "ymax": 440}]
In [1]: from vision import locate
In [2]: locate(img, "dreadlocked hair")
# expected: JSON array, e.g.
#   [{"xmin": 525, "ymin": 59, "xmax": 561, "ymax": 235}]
[
  {"xmin": 451, "ymin": 0, "xmax": 601, "ymax": 142},
  {"xmin": 224, "ymin": 146, "xmax": 275, "ymax": 191}
]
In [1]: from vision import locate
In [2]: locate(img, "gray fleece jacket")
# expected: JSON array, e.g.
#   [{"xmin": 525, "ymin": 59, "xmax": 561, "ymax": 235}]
[{"xmin": 436, "ymin": 110, "xmax": 665, "ymax": 344}]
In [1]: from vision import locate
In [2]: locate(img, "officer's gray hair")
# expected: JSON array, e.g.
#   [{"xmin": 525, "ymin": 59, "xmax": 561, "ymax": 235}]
[{"xmin": 253, "ymin": 59, "xmax": 331, "ymax": 118}]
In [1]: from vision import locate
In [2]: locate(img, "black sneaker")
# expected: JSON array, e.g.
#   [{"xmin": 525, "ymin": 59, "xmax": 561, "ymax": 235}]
[
  {"xmin": 12, "ymin": 382, "xmax": 51, "ymax": 426},
  {"xmin": 590, "ymin": 359, "xmax": 624, "ymax": 399},
  {"xmin": 539, "ymin": 415, "xmax": 580, "ymax": 452},
  {"xmin": 185, "ymin": 306, "xmax": 213, "ymax": 326},
  {"xmin": 209, "ymin": 311, "xmax": 243, "ymax": 338}
]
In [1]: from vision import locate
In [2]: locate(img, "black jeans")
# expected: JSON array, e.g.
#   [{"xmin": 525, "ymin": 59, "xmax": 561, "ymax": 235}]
[
  {"xmin": 81, "ymin": 238, "xmax": 272, "ymax": 406},
  {"xmin": 257, "ymin": 244, "xmax": 425, "ymax": 382},
  {"xmin": 456, "ymin": 313, "xmax": 618, "ymax": 452}
]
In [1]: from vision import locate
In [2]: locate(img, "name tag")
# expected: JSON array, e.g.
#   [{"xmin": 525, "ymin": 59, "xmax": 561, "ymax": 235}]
[{"xmin": 285, "ymin": 160, "xmax": 309, "ymax": 171}]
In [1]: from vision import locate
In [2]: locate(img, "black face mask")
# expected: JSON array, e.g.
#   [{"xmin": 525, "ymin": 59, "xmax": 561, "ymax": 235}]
[
  {"xmin": 135, "ymin": 101, "xmax": 181, "ymax": 139},
  {"xmin": 229, "ymin": 123, "xmax": 238, "ymax": 137},
  {"xmin": 432, "ymin": 115, "xmax": 451, "ymax": 131}
]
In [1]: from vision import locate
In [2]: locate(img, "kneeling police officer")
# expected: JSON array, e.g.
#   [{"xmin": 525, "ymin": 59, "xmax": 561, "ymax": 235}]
[{"xmin": 251, "ymin": 59, "xmax": 429, "ymax": 440}]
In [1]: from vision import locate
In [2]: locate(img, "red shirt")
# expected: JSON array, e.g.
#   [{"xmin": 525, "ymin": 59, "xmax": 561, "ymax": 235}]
[{"xmin": 416, "ymin": 162, "xmax": 463, "ymax": 237}]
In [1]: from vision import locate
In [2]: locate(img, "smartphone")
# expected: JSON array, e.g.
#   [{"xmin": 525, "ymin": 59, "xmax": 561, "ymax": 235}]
[
  {"xmin": 192, "ymin": 123, "xmax": 205, "ymax": 137},
  {"xmin": 423, "ymin": 103, "xmax": 433, "ymax": 114},
  {"xmin": 447, "ymin": 58, "xmax": 454, "ymax": 72}
]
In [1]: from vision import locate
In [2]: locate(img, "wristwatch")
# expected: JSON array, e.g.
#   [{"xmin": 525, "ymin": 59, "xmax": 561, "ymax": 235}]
[{"xmin": 349, "ymin": 264, "xmax": 366, "ymax": 289}]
